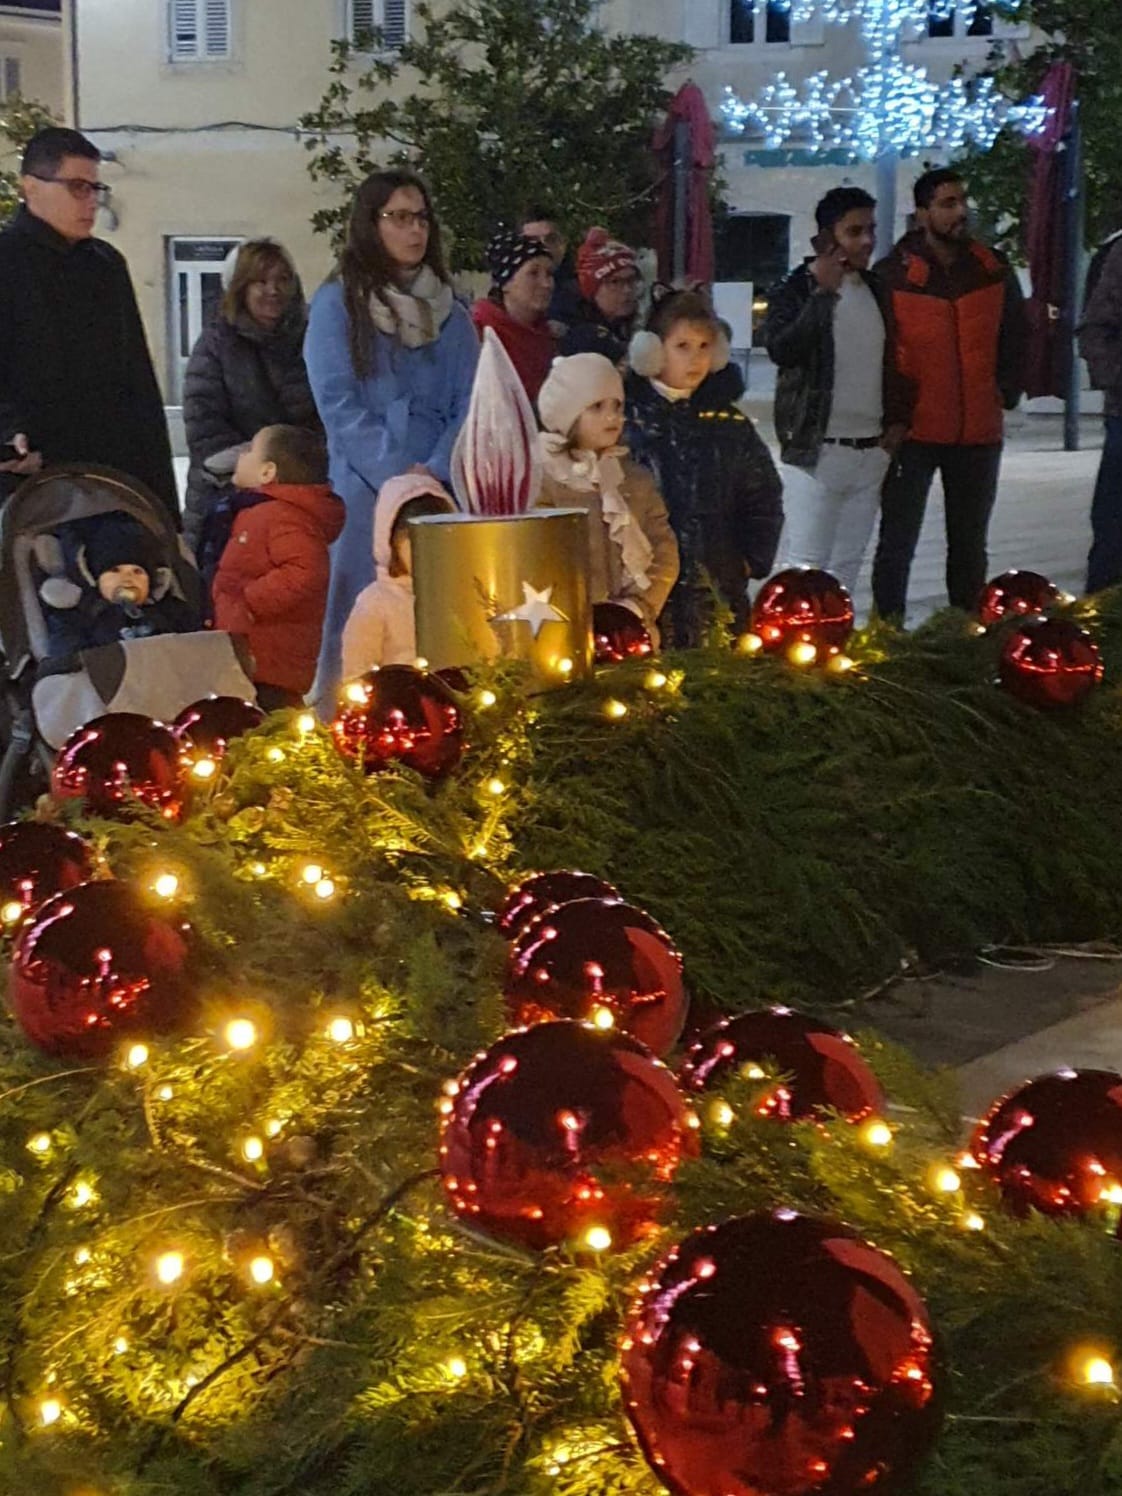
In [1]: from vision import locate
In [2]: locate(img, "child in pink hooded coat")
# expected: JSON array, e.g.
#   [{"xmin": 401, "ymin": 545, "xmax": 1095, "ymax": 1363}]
[{"xmin": 340, "ymin": 473, "xmax": 456, "ymax": 678}]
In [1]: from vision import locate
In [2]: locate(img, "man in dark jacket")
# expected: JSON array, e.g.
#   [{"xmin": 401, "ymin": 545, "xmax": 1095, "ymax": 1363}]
[
  {"xmin": 871, "ymin": 167, "xmax": 1026, "ymax": 620},
  {"xmin": 0, "ymin": 128, "xmax": 177, "ymax": 518},
  {"xmin": 764, "ymin": 186, "xmax": 908, "ymax": 592},
  {"xmin": 559, "ymin": 228, "xmax": 641, "ymax": 364},
  {"xmin": 1077, "ymin": 235, "xmax": 1122, "ymax": 592}
]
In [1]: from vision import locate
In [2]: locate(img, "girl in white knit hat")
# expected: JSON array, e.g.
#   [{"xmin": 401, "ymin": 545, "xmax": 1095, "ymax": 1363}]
[{"xmin": 534, "ymin": 353, "xmax": 679, "ymax": 646}]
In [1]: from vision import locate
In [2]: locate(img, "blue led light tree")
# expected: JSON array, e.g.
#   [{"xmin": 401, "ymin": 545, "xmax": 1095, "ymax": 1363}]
[{"xmin": 721, "ymin": 0, "xmax": 1047, "ymax": 250}]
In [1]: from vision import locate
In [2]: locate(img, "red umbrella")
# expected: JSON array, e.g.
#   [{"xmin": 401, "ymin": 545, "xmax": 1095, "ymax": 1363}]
[
  {"xmin": 1023, "ymin": 61, "xmax": 1076, "ymax": 399},
  {"xmin": 652, "ymin": 82, "xmax": 716, "ymax": 286}
]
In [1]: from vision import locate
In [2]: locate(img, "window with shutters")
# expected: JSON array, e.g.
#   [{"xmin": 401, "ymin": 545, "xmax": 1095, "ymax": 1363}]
[
  {"xmin": 0, "ymin": 57, "xmax": 21, "ymax": 103},
  {"xmin": 348, "ymin": 0, "xmax": 410, "ymax": 52},
  {"xmin": 168, "ymin": 0, "xmax": 232, "ymax": 62},
  {"xmin": 729, "ymin": 0, "xmax": 791, "ymax": 46}
]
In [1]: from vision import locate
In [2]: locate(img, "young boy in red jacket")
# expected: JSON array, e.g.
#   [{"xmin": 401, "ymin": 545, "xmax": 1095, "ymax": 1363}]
[{"xmin": 212, "ymin": 424, "xmax": 344, "ymax": 710}]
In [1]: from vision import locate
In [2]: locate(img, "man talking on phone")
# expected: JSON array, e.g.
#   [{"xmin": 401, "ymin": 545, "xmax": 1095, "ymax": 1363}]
[
  {"xmin": 0, "ymin": 128, "xmax": 177, "ymax": 517},
  {"xmin": 764, "ymin": 187, "xmax": 907, "ymax": 592}
]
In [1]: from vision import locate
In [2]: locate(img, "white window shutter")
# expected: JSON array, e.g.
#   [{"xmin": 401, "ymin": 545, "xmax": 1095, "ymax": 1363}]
[
  {"xmin": 382, "ymin": 0, "xmax": 409, "ymax": 48},
  {"xmin": 350, "ymin": 0, "xmax": 377, "ymax": 41},
  {"xmin": 170, "ymin": 0, "xmax": 200, "ymax": 59},
  {"xmin": 203, "ymin": 0, "xmax": 231, "ymax": 57}
]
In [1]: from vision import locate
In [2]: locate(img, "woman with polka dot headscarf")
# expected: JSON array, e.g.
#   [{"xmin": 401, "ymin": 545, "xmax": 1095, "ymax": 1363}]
[{"xmin": 471, "ymin": 230, "xmax": 557, "ymax": 404}]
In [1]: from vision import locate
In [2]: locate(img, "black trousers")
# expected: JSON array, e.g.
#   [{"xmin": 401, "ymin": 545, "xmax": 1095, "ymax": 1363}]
[{"xmin": 872, "ymin": 441, "xmax": 1003, "ymax": 620}]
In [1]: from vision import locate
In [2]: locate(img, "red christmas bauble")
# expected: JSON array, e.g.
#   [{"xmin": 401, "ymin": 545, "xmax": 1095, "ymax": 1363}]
[
  {"xmin": 0, "ymin": 821, "xmax": 93, "ymax": 924},
  {"xmin": 998, "ymin": 615, "xmax": 1103, "ymax": 709},
  {"xmin": 439, "ymin": 1019, "xmax": 695, "ymax": 1252},
  {"xmin": 593, "ymin": 602, "xmax": 653, "ymax": 664},
  {"xmin": 620, "ymin": 1211, "xmax": 943, "ymax": 1496},
  {"xmin": 495, "ymin": 869, "xmax": 620, "ymax": 940},
  {"xmin": 8, "ymin": 879, "xmax": 196, "ymax": 1058},
  {"xmin": 173, "ymin": 696, "xmax": 265, "ymax": 761},
  {"xmin": 969, "ymin": 1068, "xmax": 1122, "ymax": 1218},
  {"xmin": 751, "ymin": 568, "xmax": 855, "ymax": 659},
  {"xmin": 332, "ymin": 665, "xmax": 466, "ymax": 779},
  {"xmin": 505, "ymin": 897, "xmax": 688, "ymax": 1057},
  {"xmin": 51, "ymin": 713, "xmax": 188, "ymax": 821},
  {"xmin": 679, "ymin": 1007, "xmax": 884, "ymax": 1123},
  {"xmin": 977, "ymin": 569, "xmax": 1060, "ymax": 628}
]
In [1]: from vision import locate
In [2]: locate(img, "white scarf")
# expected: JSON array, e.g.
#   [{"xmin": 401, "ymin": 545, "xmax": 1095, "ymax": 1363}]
[
  {"xmin": 368, "ymin": 265, "xmax": 454, "ymax": 349},
  {"xmin": 541, "ymin": 435, "xmax": 655, "ymax": 593}
]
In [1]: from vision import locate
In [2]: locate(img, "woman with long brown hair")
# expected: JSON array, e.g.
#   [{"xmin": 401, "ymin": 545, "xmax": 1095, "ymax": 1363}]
[
  {"xmin": 304, "ymin": 169, "xmax": 478, "ymax": 706},
  {"xmin": 183, "ymin": 238, "xmax": 318, "ymax": 552}
]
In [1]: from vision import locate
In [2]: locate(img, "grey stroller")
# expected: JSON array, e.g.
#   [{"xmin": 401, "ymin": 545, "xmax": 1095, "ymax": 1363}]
[{"xmin": 0, "ymin": 465, "xmax": 256, "ymax": 817}]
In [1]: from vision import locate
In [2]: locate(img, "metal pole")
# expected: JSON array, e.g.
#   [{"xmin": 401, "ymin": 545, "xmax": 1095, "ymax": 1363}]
[
  {"xmin": 1061, "ymin": 98, "xmax": 1084, "ymax": 452},
  {"xmin": 673, "ymin": 119, "xmax": 690, "ymax": 284}
]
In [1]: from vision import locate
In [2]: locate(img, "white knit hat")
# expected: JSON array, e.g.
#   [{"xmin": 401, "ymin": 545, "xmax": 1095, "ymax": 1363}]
[{"xmin": 537, "ymin": 353, "xmax": 624, "ymax": 438}]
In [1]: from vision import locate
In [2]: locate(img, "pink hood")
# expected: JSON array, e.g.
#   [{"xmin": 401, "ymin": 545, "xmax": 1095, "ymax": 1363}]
[{"xmin": 372, "ymin": 472, "xmax": 457, "ymax": 574}]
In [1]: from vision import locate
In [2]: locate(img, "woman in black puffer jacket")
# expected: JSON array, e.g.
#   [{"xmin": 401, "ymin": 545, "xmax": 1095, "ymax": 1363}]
[{"xmin": 182, "ymin": 238, "xmax": 320, "ymax": 551}]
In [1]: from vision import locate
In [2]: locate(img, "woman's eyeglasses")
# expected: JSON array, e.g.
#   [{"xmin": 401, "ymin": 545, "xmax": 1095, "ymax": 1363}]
[
  {"xmin": 378, "ymin": 209, "xmax": 432, "ymax": 229},
  {"xmin": 30, "ymin": 175, "xmax": 112, "ymax": 205}
]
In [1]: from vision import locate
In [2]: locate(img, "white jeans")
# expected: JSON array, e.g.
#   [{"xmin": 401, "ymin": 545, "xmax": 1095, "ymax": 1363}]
[{"xmin": 778, "ymin": 442, "xmax": 890, "ymax": 593}]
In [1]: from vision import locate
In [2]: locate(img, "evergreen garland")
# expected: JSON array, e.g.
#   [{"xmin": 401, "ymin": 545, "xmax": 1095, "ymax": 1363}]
[{"xmin": 0, "ymin": 600, "xmax": 1120, "ymax": 1494}]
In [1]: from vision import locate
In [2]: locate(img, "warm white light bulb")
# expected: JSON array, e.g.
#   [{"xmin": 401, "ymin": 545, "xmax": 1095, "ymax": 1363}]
[
  {"xmin": 191, "ymin": 757, "xmax": 217, "ymax": 781},
  {"xmin": 862, "ymin": 1121, "xmax": 893, "ymax": 1149},
  {"xmin": 153, "ymin": 873, "xmax": 179, "ymax": 899},
  {"xmin": 224, "ymin": 1018, "xmax": 257, "ymax": 1051},
  {"xmin": 445, "ymin": 1356, "xmax": 468, "ymax": 1380},
  {"xmin": 477, "ymin": 689, "xmax": 497, "ymax": 709},
  {"xmin": 1, "ymin": 899, "xmax": 24, "ymax": 924},
  {"xmin": 241, "ymin": 1135, "xmax": 264, "ymax": 1162},
  {"xmin": 249, "ymin": 1255, "xmax": 275, "ymax": 1285},
  {"xmin": 155, "ymin": 1250, "xmax": 185, "ymax": 1285},
  {"xmin": 1083, "ymin": 1356, "xmax": 1115, "ymax": 1387},
  {"xmin": 296, "ymin": 712, "xmax": 316, "ymax": 735},
  {"xmin": 39, "ymin": 1398, "xmax": 61, "ymax": 1426},
  {"xmin": 604, "ymin": 699, "xmax": 627, "ymax": 720},
  {"xmin": 125, "ymin": 1042, "xmax": 149, "ymax": 1070},
  {"xmin": 301, "ymin": 863, "xmax": 324, "ymax": 885},
  {"xmin": 327, "ymin": 1016, "xmax": 354, "ymax": 1044},
  {"xmin": 584, "ymin": 1225, "xmax": 612, "ymax": 1252}
]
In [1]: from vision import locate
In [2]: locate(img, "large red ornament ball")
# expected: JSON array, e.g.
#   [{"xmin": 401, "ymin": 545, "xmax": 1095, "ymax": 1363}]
[
  {"xmin": 8, "ymin": 879, "xmax": 196, "ymax": 1058},
  {"xmin": 332, "ymin": 665, "xmax": 466, "ymax": 779},
  {"xmin": 977, "ymin": 569, "xmax": 1060, "ymax": 628},
  {"xmin": 173, "ymin": 696, "xmax": 265, "ymax": 763},
  {"xmin": 968, "ymin": 1068, "xmax": 1122, "ymax": 1218},
  {"xmin": 620, "ymin": 1211, "xmax": 943, "ymax": 1496},
  {"xmin": 593, "ymin": 602, "xmax": 653, "ymax": 665},
  {"xmin": 51, "ymin": 713, "xmax": 188, "ymax": 821},
  {"xmin": 998, "ymin": 615, "xmax": 1103, "ymax": 709},
  {"xmin": 495, "ymin": 869, "xmax": 620, "ymax": 940},
  {"xmin": 679, "ymin": 1007, "xmax": 884, "ymax": 1123},
  {"xmin": 751, "ymin": 568, "xmax": 855, "ymax": 659},
  {"xmin": 505, "ymin": 897, "xmax": 688, "ymax": 1057},
  {"xmin": 0, "ymin": 821, "xmax": 93, "ymax": 925},
  {"xmin": 439, "ymin": 1019, "xmax": 695, "ymax": 1252}
]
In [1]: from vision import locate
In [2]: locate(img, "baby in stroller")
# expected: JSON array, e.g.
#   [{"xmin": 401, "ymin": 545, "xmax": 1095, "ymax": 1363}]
[{"xmin": 41, "ymin": 513, "xmax": 197, "ymax": 658}]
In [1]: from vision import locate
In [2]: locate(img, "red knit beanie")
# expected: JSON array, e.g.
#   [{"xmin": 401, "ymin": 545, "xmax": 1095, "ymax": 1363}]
[{"xmin": 576, "ymin": 227, "xmax": 639, "ymax": 301}]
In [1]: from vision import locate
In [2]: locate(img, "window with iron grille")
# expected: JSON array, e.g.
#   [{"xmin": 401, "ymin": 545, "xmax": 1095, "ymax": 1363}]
[
  {"xmin": 348, "ymin": 0, "xmax": 410, "ymax": 51},
  {"xmin": 168, "ymin": 0, "xmax": 231, "ymax": 62}
]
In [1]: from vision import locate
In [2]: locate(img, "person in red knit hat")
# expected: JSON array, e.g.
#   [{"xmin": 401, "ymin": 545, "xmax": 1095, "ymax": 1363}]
[
  {"xmin": 560, "ymin": 227, "xmax": 641, "ymax": 363},
  {"xmin": 212, "ymin": 424, "xmax": 344, "ymax": 710},
  {"xmin": 471, "ymin": 230, "xmax": 557, "ymax": 404}
]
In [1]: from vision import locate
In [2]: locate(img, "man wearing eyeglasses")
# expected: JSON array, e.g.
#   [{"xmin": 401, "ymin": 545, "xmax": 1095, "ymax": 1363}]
[{"xmin": 0, "ymin": 127, "xmax": 177, "ymax": 518}]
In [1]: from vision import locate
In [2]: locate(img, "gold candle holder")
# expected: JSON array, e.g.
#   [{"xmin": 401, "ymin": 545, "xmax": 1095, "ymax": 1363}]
[{"xmin": 411, "ymin": 510, "xmax": 592, "ymax": 689}]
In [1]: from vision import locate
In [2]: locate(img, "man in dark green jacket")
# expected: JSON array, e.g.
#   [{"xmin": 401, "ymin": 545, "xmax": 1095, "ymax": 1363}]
[{"xmin": 0, "ymin": 128, "xmax": 177, "ymax": 519}]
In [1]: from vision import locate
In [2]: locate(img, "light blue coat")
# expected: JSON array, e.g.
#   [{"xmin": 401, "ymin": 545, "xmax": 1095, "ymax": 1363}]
[{"xmin": 304, "ymin": 278, "xmax": 479, "ymax": 704}]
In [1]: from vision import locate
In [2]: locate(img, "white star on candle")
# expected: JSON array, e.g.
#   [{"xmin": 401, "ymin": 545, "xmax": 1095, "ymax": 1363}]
[{"xmin": 491, "ymin": 581, "xmax": 568, "ymax": 640}]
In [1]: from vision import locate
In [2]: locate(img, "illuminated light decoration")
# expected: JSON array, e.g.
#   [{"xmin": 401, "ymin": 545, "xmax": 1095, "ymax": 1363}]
[
  {"xmin": 932, "ymin": 1166, "xmax": 961, "ymax": 1194},
  {"xmin": 113, "ymin": 1336, "xmax": 129, "ymax": 1354},
  {"xmin": 439, "ymin": 1020, "xmax": 696, "ymax": 1252},
  {"xmin": 477, "ymin": 688, "xmax": 498, "ymax": 709},
  {"xmin": 157, "ymin": 1084, "xmax": 174, "ymax": 1101},
  {"xmin": 505, "ymin": 897, "xmax": 688, "ymax": 1057},
  {"xmin": 267, "ymin": 747, "xmax": 285, "ymax": 763},
  {"xmin": 969, "ymin": 1068, "xmax": 1122, "ymax": 1226},
  {"xmin": 680, "ymin": 1008, "xmax": 884, "ymax": 1124},
  {"xmin": 1081, "ymin": 1355, "xmax": 1116, "ymax": 1388},
  {"xmin": 555, "ymin": 656, "xmax": 575, "ymax": 677},
  {"xmin": 152, "ymin": 873, "xmax": 179, "ymax": 900},
  {"xmin": 69, "ymin": 1180, "xmax": 96, "ymax": 1208},
  {"xmin": 173, "ymin": 696, "xmax": 265, "ymax": 767},
  {"xmin": 26, "ymin": 1132, "xmax": 51, "ymax": 1155},
  {"xmin": 332, "ymin": 665, "xmax": 466, "ymax": 781},
  {"xmin": 620, "ymin": 1211, "xmax": 943, "ymax": 1496},
  {"xmin": 827, "ymin": 652, "xmax": 856, "ymax": 674},
  {"xmin": 39, "ymin": 1397, "xmax": 62, "ymax": 1426},
  {"xmin": 604, "ymin": 698, "xmax": 628, "ymax": 720},
  {"xmin": 313, "ymin": 878, "xmax": 336, "ymax": 902},
  {"xmin": 645, "ymin": 670, "xmax": 668, "ymax": 690},
  {"xmin": 241, "ymin": 1135, "xmax": 265, "ymax": 1162},
  {"xmin": 125, "ymin": 1043, "xmax": 149, "ymax": 1069},
  {"xmin": 485, "ymin": 777, "xmax": 506, "ymax": 797},
  {"xmin": 963, "ymin": 1211, "xmax": 985, "ymax": 1231},
  {"xmin": 494, "ymin": 870, "xmax": 620, "ymax": 941},
  {"xmin": 863, "ymin": 1120, "xmax": 894, "ymax": 1148},
  {"xmin": 584, "ymin": 1224, "xmax": 613, "ymax": 1252},
  {"xmin": 751, "ymin": 568, "xmax": 855, "ymax": 659},
  {"xmin": 0, "ymin": 820, "xmax": 93, "ymax": 924},
  {"xmin": 327, "ymin": 1016, "xmax": 355, "ymax": 1044},
  {"xmin": 51, "ymin": 713, "xmax": 188, "ymax": 822},
  {"xmin": 492, "ymin": 581, "xmax": 568, "ymax": 640},
  {"xmin": 249, "ymin": 1255, "xmax": 275, "ymax": 1285},
  {"xmin": 224, "ymin": 1018, "xmax": 258, "ymax": 1051},
  {"xmin": 591, "ymin": 1004, "xmax": 615, "ymax": 1031},
  {"xmin": 709, "ymin": 1099, "xmax": 735, "ymax": 1128},
  {"xmin": 720, "ymin": 0, "xmax": 1046, "ymax": 161},
  {"xmin": 977, "ymin": 569, "xmax": 1061, "ymax": 628},
  {"xmin": 8, "ymin": 881, "xmax": 196, "ymax": 1059},
  {"xmin": 301, "ymin": 864, "xmax": 324, "ymax": 886},
  {"xmin": 296, "ymin": 712, "xmax": 316, "ymax": 735},
  {"xmin": 445, "ymin": 1356, "xmax": 468, "ymax": 1380},
  {"xmin": 155, "ymin": 1250, "xmax": 185, "ymax": 1285},
  {"xmin": 736, "ymin": 631, "xmax": 764, "ymax": 656},
  {"xmin": 997, "ymin": 615, "xmax": 1104, "ymax": 710},
  {"xmin": 591, "ymin": 601, "xmax": 653, "ymax": 665},
  {"xmin": 190, "ymin": 757, "xmax": 218, "ymax": 782}
]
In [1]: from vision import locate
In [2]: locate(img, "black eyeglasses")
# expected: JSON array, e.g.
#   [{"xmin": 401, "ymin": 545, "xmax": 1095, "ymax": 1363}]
[
  {"xmin": 30, "ymin": 175, "xmax": 112, "ymax": 205},
  {"xmin": 379, "ymin": 208, "xmax": 431, "ymax": 229}
]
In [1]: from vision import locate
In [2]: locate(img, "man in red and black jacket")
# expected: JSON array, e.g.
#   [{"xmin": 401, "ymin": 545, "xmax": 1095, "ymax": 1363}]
[{"xmin": 871, "ymin": 168, "xmax": 1027, "ymax": 621}]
